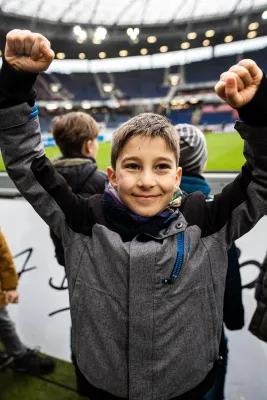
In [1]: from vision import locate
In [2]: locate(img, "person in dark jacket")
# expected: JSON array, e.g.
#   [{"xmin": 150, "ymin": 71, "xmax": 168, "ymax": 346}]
[
  {"xmin": 49, "ymin": 111, "xmax": 107, "ymax": 266},
  {"xmin": 176, "ymin": 124, "xmax": 245, "ymax": 400},
  {"xmin": 249, "ymin": 251, "xmax": 267, "ymax": 342}
]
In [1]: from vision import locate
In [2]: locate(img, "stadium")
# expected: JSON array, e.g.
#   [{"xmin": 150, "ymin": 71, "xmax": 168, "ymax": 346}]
[{"xmin": 0, "ymin": 1, "xmax": 267, "ymax": 399}]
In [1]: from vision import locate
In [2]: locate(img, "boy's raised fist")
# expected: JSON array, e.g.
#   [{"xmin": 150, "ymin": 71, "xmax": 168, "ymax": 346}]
[
  {"xmin": 5, "ymin": 29, "xmax": 54, "ymax": 73},
  {"xmin": 215, "ymin": 59, "xmax": 263, "ymax": 108}
]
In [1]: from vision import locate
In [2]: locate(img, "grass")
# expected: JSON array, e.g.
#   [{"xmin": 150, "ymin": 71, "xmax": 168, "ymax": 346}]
[
  {"xmin": 205, "ymin": 132, "xmax": 245, "ymax": 171},
  {"xmin": 0, "ymin": 133, "xmax": 245, "ymax": 172},
  {"xmin": 0, "ymin": 354, "xmax": 83, "ymax": 400}
]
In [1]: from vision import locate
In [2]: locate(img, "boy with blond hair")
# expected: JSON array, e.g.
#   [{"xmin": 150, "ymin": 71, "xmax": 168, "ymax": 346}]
[{"xmin": 0, "ymin": 30, "xmax": 267, "ymax": 399}]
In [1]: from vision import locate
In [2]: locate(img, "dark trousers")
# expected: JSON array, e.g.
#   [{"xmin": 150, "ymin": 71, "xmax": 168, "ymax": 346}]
[{"xmin": 204, "ymin": 335, "xmax": 228, "ymax": 400}]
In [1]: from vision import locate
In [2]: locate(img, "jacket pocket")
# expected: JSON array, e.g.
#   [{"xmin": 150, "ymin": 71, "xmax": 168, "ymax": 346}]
[{"xmin": 74, "ymin": 283, "xmax": 128, "ymax": 398}]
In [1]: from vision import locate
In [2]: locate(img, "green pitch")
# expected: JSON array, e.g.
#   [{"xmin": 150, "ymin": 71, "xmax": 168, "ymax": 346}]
[{"xmin": 0, "ymin": 133, "xmax": 245, "ymax": 172}]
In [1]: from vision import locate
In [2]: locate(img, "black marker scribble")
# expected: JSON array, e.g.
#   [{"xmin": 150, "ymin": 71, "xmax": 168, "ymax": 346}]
[
  {"xmin": 49, "ymin": 273, "xmax": 68, "ymax": 290},
  {"xmin": 13, "ymin": 248, "xmax": 37, "ymax": 279},
  {"xmin": 49, "ymin": 307, "xmax": 70, "ymax": 317},
  {"xmin": 236, "ymin": 246, "xmax": 261, "ymax": 290}
]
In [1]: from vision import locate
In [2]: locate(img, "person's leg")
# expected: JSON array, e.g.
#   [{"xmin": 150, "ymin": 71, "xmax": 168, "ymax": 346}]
[
  {"xmin": 0, "ymin": 305, "xmax": 55, "ymax": 373},
  {"xmin": 0, "ymin": 306, "xmax": 27, "ymax": 359}
]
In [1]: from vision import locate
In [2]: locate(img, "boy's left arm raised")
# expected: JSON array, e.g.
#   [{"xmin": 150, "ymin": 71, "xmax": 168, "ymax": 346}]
[
  {"xmin": 0, "ymin": 30, "xmax": 94, "ymax": 240},
  {"xmin": 206, "ymin": 59, "xmax": 267, "ymax": 245}
]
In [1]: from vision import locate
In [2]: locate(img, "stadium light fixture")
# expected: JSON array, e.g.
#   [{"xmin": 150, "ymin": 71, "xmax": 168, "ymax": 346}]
[
  {"xmin": 94, "ymin": 27, "xmax": 107, "ymax": 41},
  {"xmin": 81, "ymin": 101, "xmax": 91, "ymax": 109},
  {"xmin": 140, "ymin": 48, "xmax": 148, "ymax": 55},
  {"xmin": 73, "ymin": 26, "xmax": 82, "ymax": 35},
  {"xmin": 78, "ymin": 53, "xmax": 86, "ymax": 59},
  {"xmin": 92, "ymin": 38, "xmax": 102, "ymax": 44},
  {"xmin": 119, "ymin": 50, "xmax": 128, "ymax": 57},
  {"xmin": 205, "ymin": 30, "xmax": 215, "ymax": 38},
  {"xmin": 247, "ymin": 31, "xmax": 257, "ymax": 39},
  {"xmin": 127, "ymin": 27, "xmax": 140, "ymax": 41},
  {"xmin": 187, "ymin": 32, "xmax": 197, "ymax": 40},
  {"xmin": 181, "ymin": 42, "xmax": 190, "ymax": 49},
  {"xmin": 64, "ymin": 103, "xmax": 73, "ymax": 110},
  {"xmin": 262, "ymin": 10, "xmax": 267, "ymax": 19},
  {"xmin": 159, "ymin": 46, "xmax": 168, "ymax": 53},
  {"xmin": 103, "ymin": 83, "xmax": 114, "ymax": 93},
  {"xmin": 147, "ymin": 36, "xmax": 157, "ymax": 43},
  {"xmin": 248, "ymin": 22, "xmax": 259, "ymax": 30},
  {"xmin": 73, "ymin": 25, "xmax": 87, "ymax": 44},
  {"xmin": 79, "ymin": 30, "xmax": 87, "ymax": 41},
  {"xmin": 203, "ymin": 39, "xmax": 210, "ymax": 46},
  {"xmin": 224, "ymin": 35, "xmax": 233, "ymax": 43},
  {"xmin": 99, "ymin": 52, "xmax": 106, "ymax": 58},
  {"xmin": 50, "ymin": 83, "xmax": 61, "ymax": 93},
  {"xmin": 169, "ymin": 75, "xmax": 180, "ymax": 86},
  {"xmin": 56, "ymin": 52, "xmax": 65, "ymax": 60},
  {"xmin": 46, "ymin": 103, "xmax": 58, "ymax": 111}
]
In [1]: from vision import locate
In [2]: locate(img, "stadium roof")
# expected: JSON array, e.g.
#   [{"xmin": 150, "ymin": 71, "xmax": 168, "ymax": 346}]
[{"xmin": 1, "ymin": 0, "xmax": 267, "ymax": 25}]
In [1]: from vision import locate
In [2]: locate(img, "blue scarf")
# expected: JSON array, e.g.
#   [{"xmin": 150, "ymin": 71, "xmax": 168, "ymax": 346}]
[{"xmin": 101, "ymin": 184, "xmax": 183, "ymax": 241}]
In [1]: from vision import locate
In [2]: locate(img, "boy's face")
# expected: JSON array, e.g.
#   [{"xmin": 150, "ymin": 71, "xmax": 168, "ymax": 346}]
[{"xmin": 107, "ymin": 135, "xmax": 182, "ymax": 217}]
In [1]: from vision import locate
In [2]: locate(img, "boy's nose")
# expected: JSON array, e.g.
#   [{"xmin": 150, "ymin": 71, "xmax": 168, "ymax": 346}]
[{"xmin": 137, "ymin": 171, "xmax": 156, "ymax": 188}]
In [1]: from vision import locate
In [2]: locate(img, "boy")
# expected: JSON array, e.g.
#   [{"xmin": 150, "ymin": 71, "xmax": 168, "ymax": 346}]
[
  {"xmin": 0, "ymin": 229, "xmax": 55, "ymax": 373},
  {"xmin": 176, "ymin": 124, "xmax": 244, "ymax": 400},
  {"xmin": 0, "ymin": 30, "xmax": 267, "ymax": 400},
  {"xmin": 50, "ymin": 112, "xmax": 106, "ymax": 265}
]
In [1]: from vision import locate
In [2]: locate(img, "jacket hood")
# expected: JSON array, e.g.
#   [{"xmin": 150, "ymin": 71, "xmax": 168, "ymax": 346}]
[{"xmin": 52, "ymin": 156, "xmax": 97, "ymax": 194}]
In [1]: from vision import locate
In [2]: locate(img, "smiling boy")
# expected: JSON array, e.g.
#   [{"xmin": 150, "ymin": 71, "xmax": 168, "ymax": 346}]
[{"xmin": 0, "ymin": 30, "xmax": 267, "ymax": 400}]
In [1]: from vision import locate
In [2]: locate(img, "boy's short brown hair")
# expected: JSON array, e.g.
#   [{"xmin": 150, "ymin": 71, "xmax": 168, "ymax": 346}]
[
  {"xmin": 111, "ymin": 113, "xmax": 180, "ymax": 169},
  {"xmin": 52, "ymin": 112, "xmax": 99, "ymax": 157}
]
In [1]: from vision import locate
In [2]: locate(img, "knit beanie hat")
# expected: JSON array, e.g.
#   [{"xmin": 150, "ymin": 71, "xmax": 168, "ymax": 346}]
[{"xmin": 175, "ymin": 124, "xmax": 208, "ymax": 174}]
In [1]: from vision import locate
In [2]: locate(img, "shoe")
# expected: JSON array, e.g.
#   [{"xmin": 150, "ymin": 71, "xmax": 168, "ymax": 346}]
[
  {"xmin": 13, "ymin": 349, "xmax": 55, "ymax": 374},
  {"xmin": 0, "ymin": 351, "xmax": 14, "ymax": 370}
]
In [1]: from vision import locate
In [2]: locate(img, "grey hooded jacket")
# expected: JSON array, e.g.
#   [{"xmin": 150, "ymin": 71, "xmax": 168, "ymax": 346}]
[{"xmin": 1, "ymin": 103, "xmax": 267, "ymax": 400}]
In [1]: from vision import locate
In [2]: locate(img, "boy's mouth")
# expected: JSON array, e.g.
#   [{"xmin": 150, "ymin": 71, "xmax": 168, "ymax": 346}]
[{"xmin": 132, "ymin": 194, "xmax": 161, "ymax": 202}]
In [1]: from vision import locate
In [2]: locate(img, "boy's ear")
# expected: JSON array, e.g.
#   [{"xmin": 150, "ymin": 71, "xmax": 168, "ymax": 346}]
[
  {"xmin": 107, "ymin": 166, "xmax": 118, "ymax": 189},
  {"xmin": 176, "ymin": 167, "xmax": 182, "ymax": 187},
  {"xmin": 82, "ymin": 139, "xmax": 92, "ymax": 156}
]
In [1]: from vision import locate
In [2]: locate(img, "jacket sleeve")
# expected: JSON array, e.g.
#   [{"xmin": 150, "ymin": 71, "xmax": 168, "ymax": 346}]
[
  {"xmin": 0, "ymin": 61, "xmax": 95, "ymax": 240},
  {"xmin": 248, "ymin": 253, "xmax": 267, "ymax": 342},
  {"xmin": 223, "ymin": 243, "xmax": 244, "ymax": 330},
  {"xmin": 203, "ymin": 74, "xmax": 267, "ymax": 246},
  {"xmin": 0, "ymin": 230, "xmax": 18, "ymax": 290}
]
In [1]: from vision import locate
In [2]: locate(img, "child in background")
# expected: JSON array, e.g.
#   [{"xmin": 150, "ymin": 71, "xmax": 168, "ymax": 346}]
[{"xmin": 176, "ymin": 124, "xmax": 244, "ymax": 400}]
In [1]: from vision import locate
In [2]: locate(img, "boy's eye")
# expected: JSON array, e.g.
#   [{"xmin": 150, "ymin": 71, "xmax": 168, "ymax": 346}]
[
  {"xmin": 125, "ymin": 163, "xmax": 140, "ymax": 169},
  {"xmin": 156, "ymin": 164, "xmax": 171, "ymax": 170}
]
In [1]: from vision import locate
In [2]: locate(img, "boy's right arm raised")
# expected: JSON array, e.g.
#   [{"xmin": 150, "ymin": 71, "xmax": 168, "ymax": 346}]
[{"xmin": 0, "ymin": 30, "xmax": 94, "ymax": 239}]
